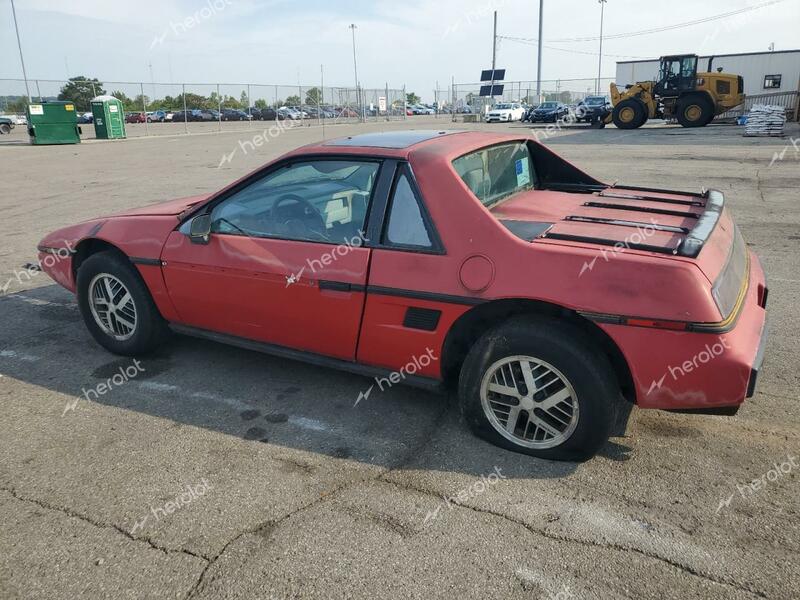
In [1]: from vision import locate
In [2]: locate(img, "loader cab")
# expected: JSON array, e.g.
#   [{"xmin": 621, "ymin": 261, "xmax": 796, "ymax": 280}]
[{"xmin": 655, "ymin": 55, "xmax": 698, "ymax": 97}]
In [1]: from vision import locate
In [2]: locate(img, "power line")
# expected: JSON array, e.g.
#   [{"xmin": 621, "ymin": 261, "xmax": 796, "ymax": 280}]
[
  {"xmin": 498, "ymin": 35, "xmax": 650, "ymax": 59},
  {"xmin": 540, "ymin": 0, "xmax": 789, "ymax": 43}
]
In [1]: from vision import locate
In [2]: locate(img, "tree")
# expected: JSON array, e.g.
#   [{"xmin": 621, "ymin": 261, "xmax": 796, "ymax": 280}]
[
  {"xmin": 239, "ymin": 91, "xmax": 249, "ymax": 108},
  {"xmin": 58, "ymin": 76, "xmax": 105, "ymax": 111},
  {"xmin": 406, "ymin": 92, "xmax": 420, "ymax": 105},
  {"xmin": 284, "ymin": 95, "xmax": 301, "ymax": 106},
  {"xmin": 305, "ymin": 87, "xmax": 322, "ymax": 106},
  {"xmin": 254, "ymin": 98, "xmax": 267, "ymax": 109}
]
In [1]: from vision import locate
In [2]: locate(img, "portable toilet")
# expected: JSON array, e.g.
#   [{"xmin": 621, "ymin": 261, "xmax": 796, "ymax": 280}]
[
  {"xmin": 26, "ymin": 101, "xmax": 81, "ymax": 145},
  {"xmin": 91, "ymin": 95, "xmax": 126, "ymax": 139}
]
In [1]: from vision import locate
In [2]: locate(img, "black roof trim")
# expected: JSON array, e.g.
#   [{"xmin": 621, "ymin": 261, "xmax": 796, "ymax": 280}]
[{"xmin": 323, "ymin": 130, "xmax": 466, "ymax": 149}]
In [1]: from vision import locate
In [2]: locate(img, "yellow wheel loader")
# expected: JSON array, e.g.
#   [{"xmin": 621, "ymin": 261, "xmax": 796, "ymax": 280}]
[{"xmin": 608, "ymin": 54, "xmax": 744, "ymax": 129}]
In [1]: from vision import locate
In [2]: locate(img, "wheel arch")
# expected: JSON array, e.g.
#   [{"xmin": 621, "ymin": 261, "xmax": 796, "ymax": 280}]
[
  {"xmin": 441, "ymin": 298, "xmax": 636, "ymax": 404},
  {"xmin": 72, "ymin": 238, "xmax": 132, "ymax": 280}
]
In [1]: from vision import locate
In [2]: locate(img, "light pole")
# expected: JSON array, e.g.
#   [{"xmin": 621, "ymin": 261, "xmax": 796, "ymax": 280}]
[
  {"xmin": 596, "ymin": 0, "xmax": 607, "ymax": 95},
  {"xmin": 535, "ymin": 0, "xmax": 543, "ymax": 104},
  {"xmin": 11, "ymin": 0, "xmax": 31, "ymax": 102},
  {"xmin": 349, "ymin": 24, "xmax": 361, "ymax": 120}
]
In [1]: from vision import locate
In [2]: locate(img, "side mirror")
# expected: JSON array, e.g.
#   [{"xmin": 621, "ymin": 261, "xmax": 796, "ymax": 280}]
[{"xmin": 189, "ymin": 214, "xmax": 212, "ymax": 245}]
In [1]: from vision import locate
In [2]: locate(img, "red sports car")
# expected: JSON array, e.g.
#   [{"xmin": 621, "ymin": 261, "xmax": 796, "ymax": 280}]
[{"xmin": 38, "ymin": 130, "xmax": 768, "ymax": 460}]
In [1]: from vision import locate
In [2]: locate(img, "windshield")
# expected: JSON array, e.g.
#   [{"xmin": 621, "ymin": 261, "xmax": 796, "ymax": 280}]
[
  {"xmin": 585, "ymin": 97, "xmax": 606, "ymax": 105},
  {"xmin": 453, "ymin": 142, "xmax": 536, "ymax": 207},
  {"xmin": 539, "ymin": 102, "xmax": 557, "ymax": 109},
  {"xmin": 495, "ymin": 103, "xmax": 512, "ymax": 109}
]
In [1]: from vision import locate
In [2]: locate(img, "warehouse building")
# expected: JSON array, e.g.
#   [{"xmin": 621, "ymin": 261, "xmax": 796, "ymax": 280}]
[{"xmin": 615, "ymin": 49, "xmax": 799, "ymax": 96}]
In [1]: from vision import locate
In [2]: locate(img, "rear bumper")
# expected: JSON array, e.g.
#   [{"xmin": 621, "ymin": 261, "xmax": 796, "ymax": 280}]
[{"xmin": 599, "ymin": 250, "xmax": 768, "ymax": 410}]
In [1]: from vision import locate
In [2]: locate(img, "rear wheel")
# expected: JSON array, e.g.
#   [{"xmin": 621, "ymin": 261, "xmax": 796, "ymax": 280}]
[
  {"xmin": 0, "ymin": 124, "xmax": 10, "ymax": 135},
  {"xmin": 458, "ymin": 316, "xmax": 621, "ymax": 461},
  {"xmin": 612, "ymin": 99, "xmax": 646, "ymax": 129},
  {"xmin": 676, "ymin": 95, "xmax": 713, "ymax": 128},
  {"xmin": 77, "ymin": 251, "xmax": 170, "ymax": 356}
]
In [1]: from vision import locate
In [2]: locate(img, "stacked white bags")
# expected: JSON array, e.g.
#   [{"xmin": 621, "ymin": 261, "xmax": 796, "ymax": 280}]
[{"xmin": 744, "ymin": 104, "xmax": 786, "ymax": 137}]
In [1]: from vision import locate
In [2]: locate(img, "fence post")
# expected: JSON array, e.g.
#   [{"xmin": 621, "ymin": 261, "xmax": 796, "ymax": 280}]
[
  {"xmin": 403, "ymin": 85, "xmax": 407, "ymax": 120},
  {"xmin": 247, "ymin": 83, "xmax": 252, "ymax": 128},
  {"xmin": 141, "ymin": 82, "xmax": 149, "ymax": 137},
  {"xmin": 35, "ymin": 80, "xmax": 42, "ymax": 102},
  {"xmin": 182, "ymin": 83, "xmax": 188, "ymax": 134},
  {"xmin": 321, "ymin": 64, "xmax": 326, "ymax": 138},
  {"xmin": 217, "ymin": 83, "xmax": 222, "ymax": 131}
]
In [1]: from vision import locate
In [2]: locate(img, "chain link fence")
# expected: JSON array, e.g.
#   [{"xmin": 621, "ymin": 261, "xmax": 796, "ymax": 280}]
[
  {"xmin": 1, "ymin": 78, "xmax": 408, "ymax": 137},
  {"xmin": 451, "ymin": 78, "xmax": 616, "ymax": 115}
]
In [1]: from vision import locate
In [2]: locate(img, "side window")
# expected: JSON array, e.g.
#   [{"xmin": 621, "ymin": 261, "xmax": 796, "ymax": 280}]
[
  {"xmin": 210, "ymin": 160, "xmax": 379, "ymax": 244},
  {"xmin": 383, "ymin": 171, "xmax": 434, "ymax": 249}
]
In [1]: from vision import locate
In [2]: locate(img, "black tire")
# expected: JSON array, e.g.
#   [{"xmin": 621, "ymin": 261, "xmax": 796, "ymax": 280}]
[
  {"xmin": 0, "ymin": 124, "xmax": 10, "ymax": 135},
  {"xmin": 676, "ymin": 94, "xmax": 713, "ymax": 128},
  {"xmin": 612, "ymin": 98, "xmax": 646, "ymax": 129},
  {"xmin": 458, "ymin": 315, "xmax": 621, "ymax": 461},
  {"xmin": 76, "ymin": 251, "xmax": 170, "ymax": 356}
]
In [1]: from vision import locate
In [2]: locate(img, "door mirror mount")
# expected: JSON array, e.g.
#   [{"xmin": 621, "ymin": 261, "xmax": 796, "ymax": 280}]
[{"xmin": 189, "ymin": 214, "xmax": 212, "ymax": 244}]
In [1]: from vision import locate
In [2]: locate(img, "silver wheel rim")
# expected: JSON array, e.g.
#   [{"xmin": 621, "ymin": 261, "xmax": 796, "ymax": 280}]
[
  {"xmin": 480, "ymin": 355, "xmax": 579, "ymax": 449},
  {"xmin": 88, "ymin": 273, "xmax": 137, "ymax": 341}
]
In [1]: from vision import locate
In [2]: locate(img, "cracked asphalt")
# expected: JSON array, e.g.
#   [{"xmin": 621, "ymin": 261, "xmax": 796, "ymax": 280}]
[{"xmin": 1, "ymin": 117, "xmax": 798, "ymax": 599}]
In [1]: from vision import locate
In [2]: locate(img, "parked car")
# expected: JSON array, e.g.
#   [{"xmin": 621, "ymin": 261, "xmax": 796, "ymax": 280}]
[
  {"xmin": 259, "ymin": 107, "xmax": 277, "ymax": 121},
  {"xmin": 247, "ymin": 107, "xmax": 262, "ymax": 120},
  {"xmin": 125, "ymin": 112, "xmax": 146, "ymax": 124},
  {"xmin": 187, "ymin": 109, "xmax": 216, "ymax": 122},
  {"xmin": 37, "ymin": 130, "xmax": 768, "ymax": 461},
  {"xmin": 528, "ymin": 101, "xmax": 569, "ymax": 123},
  {"xmin": 1, "ymin": 114, "xmax": 27, "ymax": 125},
  {"xmin": 172, "ymin": 110, "xmax": 189, "ymax": 122},
  {"xmin": 486, "ymin": 102, "xmax": 526, "ymax": 123},
  {"xmin": 77, "ymin": 112, "xmax": 94, "ymax": 125},
  {"xmin": 221, "ymin": 108, "xmax": 249, "ymax": 121},
  {"xmin": 0, "ymin": 116, "xmax": 14, "ymax": 134},
  {"xmin": 575, "ymin": 96, "xmax": 612, "ymax": 124},
  {"xmin": 147, "ymin": 110, "xmax": 169, "ymax": 123},
  {"xmin": 277, "ymin": 107, "xmax": 302, "ymax": 120}
]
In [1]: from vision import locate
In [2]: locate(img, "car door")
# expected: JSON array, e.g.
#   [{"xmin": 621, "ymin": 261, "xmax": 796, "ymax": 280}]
[
  {"xmin": 356, "ymin": 163, "xmax": 458, "ymax": 380},
  {"xmin": 160, "ymin": 157, "xmax": 384, "ymax": 360}
]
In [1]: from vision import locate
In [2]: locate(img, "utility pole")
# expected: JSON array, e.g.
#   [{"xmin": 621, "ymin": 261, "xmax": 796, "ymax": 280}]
[
  {"xmin": 349, "ymin": 24, "xmax": 360, "ymax": 120},
  {"xmin": 597, "ymin": 0, "xmax": 607, "ymax": 95},
  {"xmin": 535, "ymin": 0, "xmax": 543, "ymax": 104},
  {"xmin": 11, "ymin": 0, "xmax": 31, "ymax": 102},
  {"xmin": 490, "ymin": 11, "xmax": 498, "ymax": 112}
]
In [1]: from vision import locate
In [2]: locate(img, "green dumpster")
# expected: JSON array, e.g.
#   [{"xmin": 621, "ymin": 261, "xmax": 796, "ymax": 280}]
[
  {"xmin": 91, "ymin": 95, "xmax": 126, "ymax": 139},
  {"xmin": 26, "ymin": 101, "xmax": 81, "ymax": 145}
]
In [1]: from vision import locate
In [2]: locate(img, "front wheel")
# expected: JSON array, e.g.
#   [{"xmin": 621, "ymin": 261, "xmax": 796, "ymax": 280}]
[
  {"xmin": 612, "ymin": 99, "xmax": 646, "ymax": 129},
  {"xmin": 458, "ymin": 316, "xmax": 622, "ymax": 461},
  {"xmin": 77, "ymin": 251, "xmax": 170, "ymax": 356}
]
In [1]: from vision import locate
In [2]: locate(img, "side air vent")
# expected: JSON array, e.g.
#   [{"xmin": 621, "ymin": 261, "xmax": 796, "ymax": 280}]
[{"xmin": 403, "ymin": 307, "xmax": 442, "ymax": 331}]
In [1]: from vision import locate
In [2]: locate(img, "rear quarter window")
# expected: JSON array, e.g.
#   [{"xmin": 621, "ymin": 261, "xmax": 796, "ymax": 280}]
[{"xmin": 453, "ymin": 142, "xmax": 536, "ymax": 207}]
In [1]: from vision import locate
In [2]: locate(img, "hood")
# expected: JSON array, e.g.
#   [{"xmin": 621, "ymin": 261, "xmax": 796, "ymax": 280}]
[
  {"xmin": 490, "ymin": 186, "xmax": 734, "ymax": 283},
  {"xmin": 109, "ymin": 194, "xmax": 211, "ymax": 218}
]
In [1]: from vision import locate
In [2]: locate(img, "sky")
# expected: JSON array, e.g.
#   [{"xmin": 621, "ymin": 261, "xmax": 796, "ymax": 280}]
[{"xmin": 1, "ymin": 0, "xmax": 798, "ymax": 102}]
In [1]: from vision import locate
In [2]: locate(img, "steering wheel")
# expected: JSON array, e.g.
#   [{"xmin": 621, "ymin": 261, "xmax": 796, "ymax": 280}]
[{"xmin": 270, "ymin": 194, "xmax": 327, "ymax": 239}]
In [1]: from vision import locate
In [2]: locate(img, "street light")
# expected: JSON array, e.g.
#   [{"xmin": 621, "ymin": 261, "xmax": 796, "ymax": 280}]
[
  {"xmin": 596, "ymin": 0, "xmax": 607, "ymax": 95},
  {"xmin": 11, "ymin": 0, "xmax": 31, "ymax": 102},
  {"xmin": 349, "ymin": 24, "xmax": 361, "ymax": 120}
]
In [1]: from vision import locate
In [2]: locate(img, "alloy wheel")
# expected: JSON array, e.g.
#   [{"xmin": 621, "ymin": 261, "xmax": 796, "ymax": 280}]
[
  {"xmin": 480, "ymin": 355, "xmax": 580, "ymax": 449},
  {"xmin": 88, "ymin": 273, "xmax": 138, "ymax": 341}
]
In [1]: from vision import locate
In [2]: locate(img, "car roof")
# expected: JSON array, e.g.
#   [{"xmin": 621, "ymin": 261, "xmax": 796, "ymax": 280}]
[
  {"xmin": 291, "ymin": 130, "xmax": 529, "ymax": 161},
  {"xmin": 322, "ymin": 130, "xmax": 466, "ymax": 150}
]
